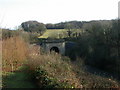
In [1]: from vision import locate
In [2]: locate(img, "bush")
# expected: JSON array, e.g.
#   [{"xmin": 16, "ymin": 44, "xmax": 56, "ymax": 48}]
[
  {"xmin": 2, "ymin": 36, "xmax": 120, "ymax": 88},
  {"xmin": 29, "ymin": 67, "xmax": 74, "ymax": 88},
  {"xmin": 26, "ymin": 46, "xmax": 81, "ymax": 88},
  {"xmin": 69, "ymin": 20, "xmax": 120, "ymax": 78}
]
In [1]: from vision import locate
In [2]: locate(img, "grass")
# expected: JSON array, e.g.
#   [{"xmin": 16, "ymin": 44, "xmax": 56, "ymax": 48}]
[
  {"xmin": 26, "ymin": 48, "xmax": 81, "ymax": 88},
  {"xmin": 2, "ymin": 36, "xmax": 29, "ymax": 72},
  {"xmin": 2, "ymin": 66, "xmax": 37, "ymax": 88},
  {"xmin": 38, "ymin": 29, "xmax": 83, "ymax": 39},
  {"xmin": 26, "ymin": 45, "xmax": 120, "ymax": 88},
  {"xmin": 2, "ymin": 35, "xmax": 120, "ymax": 88},
  {"xmin": 2, "ymin": 36, "xmax": 80, "ymax": 88},
  {"xmin": 2, "ymin": 36, "xmax": 35, "ymax": 88}
]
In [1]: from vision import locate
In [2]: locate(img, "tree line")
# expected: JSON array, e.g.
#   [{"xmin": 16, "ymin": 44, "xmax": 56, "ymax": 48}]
[
  {"xmin": 2, "ymin": 19, "xmax": 120, "ymax": 79},
  {"xmin": 67, "ymin": 19, "xmax": 120, "ymax": 79},
  {"xmin": 21, "ymin": 20, "xmax": 114, "ymax": 33}
]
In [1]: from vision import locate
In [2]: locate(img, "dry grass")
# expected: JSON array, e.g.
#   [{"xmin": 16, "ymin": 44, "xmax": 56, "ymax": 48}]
[
  {"xmin": 2, "ymin": 36, "xmax": 29, "ymax": 72},
  {"xmin": 27, "ymin": 46, "xmax": 120, "ymax": 88},
  {"xmin": 2, "ymin": 35, "xmax": 120, "ymax": 88},
  {"xmin": 26, "ymin": 45, "xmax": 81, "ymax": 88},
  {"xmin": 71, "ymin": 58, "xmax": 120, "ymax": 88}
]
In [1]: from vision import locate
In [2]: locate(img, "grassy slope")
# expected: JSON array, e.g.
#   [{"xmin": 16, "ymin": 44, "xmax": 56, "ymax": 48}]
[{"xmin": 38, "ymin": 29, "xmax": 82, "ymax": 39}]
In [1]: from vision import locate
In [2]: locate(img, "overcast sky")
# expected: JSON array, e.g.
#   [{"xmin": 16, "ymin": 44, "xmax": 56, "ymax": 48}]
[{"xmin": 0, "ymin": 0, "xmax": 119, "ymax": 29}]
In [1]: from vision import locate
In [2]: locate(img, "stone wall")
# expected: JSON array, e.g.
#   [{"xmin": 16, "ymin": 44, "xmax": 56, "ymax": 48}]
[{"xmin": 41, "ymin": 40, "xmax": 65, "ymax": 55}]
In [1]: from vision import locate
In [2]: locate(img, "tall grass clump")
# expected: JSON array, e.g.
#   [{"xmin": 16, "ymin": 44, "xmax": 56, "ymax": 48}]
[{"xmin": 2, "ymin": 36, "xmax": 29, "ymax": 72}]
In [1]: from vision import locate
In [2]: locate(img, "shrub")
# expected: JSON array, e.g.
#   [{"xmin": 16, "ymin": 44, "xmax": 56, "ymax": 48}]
[
  {"xmin": 29, "ymin": 67, "xmax": 74, "ymax": 88},
  {"xmin": 26, "ymin": 46, "xmax": 81, "ymax": 88}
]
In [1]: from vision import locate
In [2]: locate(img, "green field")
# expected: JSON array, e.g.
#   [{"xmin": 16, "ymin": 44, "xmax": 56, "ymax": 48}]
[{"xmin": 38, "ymin": 29, "xmax": 83, "ymax": 39}]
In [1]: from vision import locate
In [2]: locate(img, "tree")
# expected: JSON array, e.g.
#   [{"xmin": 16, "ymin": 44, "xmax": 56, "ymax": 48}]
[
  {"xmin": 21, "ymin": 21, "xmax": 46, "ymax": 35},
  {"xmin": 46, "ymin": 23, "xmax": 55, "ymax": 29},
  {"xmin": 65, "ymin": 23, "xmax": 73, "ymax": 37}
]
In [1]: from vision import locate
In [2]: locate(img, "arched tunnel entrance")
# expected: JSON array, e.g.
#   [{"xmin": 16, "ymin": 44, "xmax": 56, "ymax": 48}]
[{"xmin": 50, "ymin": 47, "xmax": 59, "ymax": 53}]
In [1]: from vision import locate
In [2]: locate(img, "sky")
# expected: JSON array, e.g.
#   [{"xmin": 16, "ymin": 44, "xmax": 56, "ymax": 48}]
[{"xmin": 0, "ymin": 0, "xmax": 119, "ymax": 29}]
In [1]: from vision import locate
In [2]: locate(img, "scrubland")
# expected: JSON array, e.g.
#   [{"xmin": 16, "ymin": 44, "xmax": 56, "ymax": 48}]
[{"xmin": 2, "ymin": 31, "xmax": 120, "ymax": 88}]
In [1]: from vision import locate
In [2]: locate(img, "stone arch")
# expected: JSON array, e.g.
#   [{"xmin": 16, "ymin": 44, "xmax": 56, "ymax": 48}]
[
  {"xmin": 40, "ymin": 39, "xmax": 65, "ymax": 55},
  {"xmin": 50, "ymin": 46, "xmax": 59, "ymax": 53}
]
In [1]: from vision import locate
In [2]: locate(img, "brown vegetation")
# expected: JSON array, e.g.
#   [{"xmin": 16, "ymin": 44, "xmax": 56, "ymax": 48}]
[
  {"xmin": 2, "ymin": 35, "xmax": 120, "ymax": 88},
  {"xmin": 2, "ymin": 36, "xmax": 29, "ymax": 72},
  {"xmin": 27, "ymin": 45, "xmax": 81, "ymax": 88}
]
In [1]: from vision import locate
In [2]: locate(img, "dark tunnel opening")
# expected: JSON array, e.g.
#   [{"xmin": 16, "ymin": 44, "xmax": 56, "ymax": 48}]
[{"xmin": 50, "ymin": 47, "xmax": 59, "ymax": 53}]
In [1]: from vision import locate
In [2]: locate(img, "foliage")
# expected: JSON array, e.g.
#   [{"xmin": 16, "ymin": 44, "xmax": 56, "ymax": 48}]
[
  {"xmin": 21, "ymin": 21, "xmax": 46, "ymax": 35},
  {"xmin": 72, "ymin": 19, "xmax": 120, "ymax": 78},
  {"xmin": 29, "ymin": 67, "xmax": 74, "ymax": 88},
  {"xmin": 2, "ymin": 35, "xmax": 120, "ymax": 88},
  {"xmin": 26, "ymin": 48, "xmax": 81, "ymax": 88},
  {"xmin": 2, "ymin": 29, "xmax": 20, "ymax": 39},
  {"xmin": 45, "ymin": 21, "xmax": 85, "ymax": 29},
  {"xmin": 2, "ymin": 29, "xmax": 41, "ymax": 44},
  {"xmin": 46, "ymin": 23, "xmax": 65, "ymax": 29},
  {"xmin": 2, "ymin": 19, "xmax": 120, "ymax": 88},
  {"xmin": 71, "ymin": 58, "xmax": 120, "ymax": 88}
]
